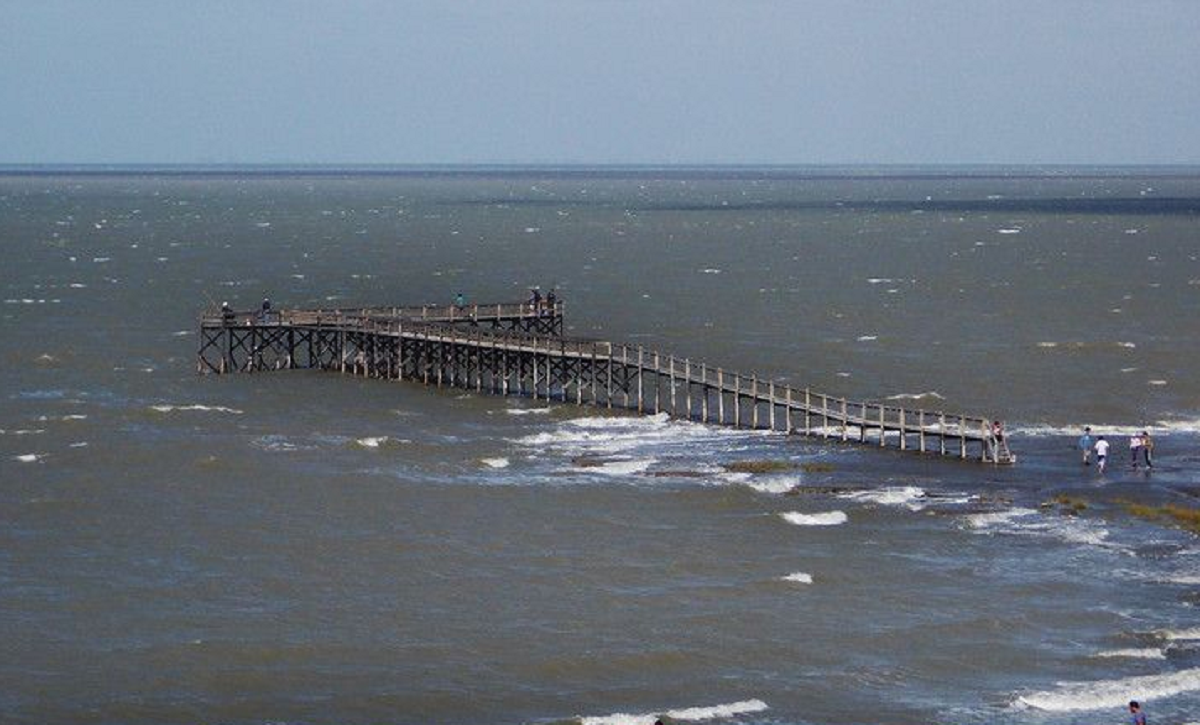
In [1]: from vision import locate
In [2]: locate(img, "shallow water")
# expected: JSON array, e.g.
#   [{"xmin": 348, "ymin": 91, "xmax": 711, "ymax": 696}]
[{"xmin": 1, "ymin": 168, "xmax": 1199, "ymax": 724}]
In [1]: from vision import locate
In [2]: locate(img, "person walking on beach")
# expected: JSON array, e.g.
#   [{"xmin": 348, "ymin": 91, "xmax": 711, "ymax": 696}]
[
  {"xmin": 1130, "ymin": 432, "xmax": 1144, "ymax": 469},
  {"xmin": 1128, "ymin": 700, "xmax": 1146, "ymax": 725},
  {"xmin": 1094, "ymin": 436, "xmax": 1109, "ymax": 473},
  {"xmin": 1142, "ymin": 431, "xmax": 1154, "ymax": 469},
  {"xmin": 1079, "ymin": 426, "xmax": 1094, "ymax": 465}
]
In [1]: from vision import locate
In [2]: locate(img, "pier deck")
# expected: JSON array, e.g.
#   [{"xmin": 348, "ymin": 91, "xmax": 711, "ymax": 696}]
[{"xmin": 198, "ymin": 301, "xmax": 1014, "ymax": 464}]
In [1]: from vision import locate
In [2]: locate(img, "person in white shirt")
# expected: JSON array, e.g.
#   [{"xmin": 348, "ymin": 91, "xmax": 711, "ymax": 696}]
[
  {"xmin": 1094, "ymin": 436, "xmax": 1109, "ymax": 473},
  {"xmin": 1129, "ymin": 433, "xmax": 1143, "ymax": 469}
]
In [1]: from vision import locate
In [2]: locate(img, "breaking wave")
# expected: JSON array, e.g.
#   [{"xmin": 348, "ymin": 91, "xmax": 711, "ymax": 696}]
[
  {"xmin": 150, "ymin": 404, "xmax": 243, "ymax": 415},
  {"xmin": 579, "ymin": 698, "xmax": 768, "ymax": 725},
  {"xmin": 1014, "ymin": 667, "xmax": 1200, "ymax": 712},
  {"xmin": 780, "ymin": 511, "xmax": 847, "ymax": 527}
]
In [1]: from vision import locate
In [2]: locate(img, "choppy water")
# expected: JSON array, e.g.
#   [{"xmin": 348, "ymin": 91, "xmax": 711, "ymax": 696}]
[{"xmin": 2, "ymin": 168, "xmax": 1199, "ymax": 725}]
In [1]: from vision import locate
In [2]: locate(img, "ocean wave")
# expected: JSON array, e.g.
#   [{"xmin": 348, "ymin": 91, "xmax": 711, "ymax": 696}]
[
  {"xmin": 1014, "ymin": 667, "xmax": 1200, "ymax": 712},
  {"xmin": 781, "ymin": 572, "xmax": 813, "ymax": 584},
  {"xmin": 579, "ymin": 699, "xmax": 768, "ymax": 725},
  {"xmin": 1158, "ymin": 627, "xmax": 1200, "ymax": 641},
  {"xmin": 506, "ymin": 407, "xmax": 553, "ymax": 416},
  {"xmin": 838, "ymin": 486, "xmax": 926, "ymax": 510},
  {"xmin": 885, "ymin": 391, "xmax": 944, "ymax": 401},
  {"xmin": 13, "ymin": 453, "xmax": 43, "ymax": 463},
  {"xmin": 590, "ymin": 458, "xmax": 657, "ymax": 476},
  {"xmin": 964, "ymin": 507, "xmax": 1111, "ymax": 548},
  {"xmin": 481, "ymin": 457, "xmax": 510, "ymax": 468},
  {"xmin": 354, "ymin": 436, "xmax": 410, "ymax": 449},
  {"xmin": 743, "ymin": 477, "xmax": 797, "ymax": 494},
  {"xmin": 1008, "ymin": 416, "xmax": 1200, "ymax": 437},
  {"xmin": 150, "ymin": 404, "xmax": 243, "ymax": 415},
  {"xmin": 514, "ymin": 412, "xmax": 758, "ymax": 456},
  {"xmin": 1093, "ymin": 648, "xmax": 1166, "ymax": 660},
  {"xmin": 781, "ymin": 511, "xmax": 847, "ymax": 527}
]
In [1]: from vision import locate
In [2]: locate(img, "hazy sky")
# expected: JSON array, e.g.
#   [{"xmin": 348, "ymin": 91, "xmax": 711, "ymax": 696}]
[{"xmin": 2, "ymin": 1, "xmax": 1198, "ymax": 165}]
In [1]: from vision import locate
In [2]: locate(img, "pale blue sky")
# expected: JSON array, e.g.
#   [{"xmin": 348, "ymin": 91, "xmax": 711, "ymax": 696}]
[{"xmin": 2, "ymin": 0, "xmax": 1198, "ymax": 164}]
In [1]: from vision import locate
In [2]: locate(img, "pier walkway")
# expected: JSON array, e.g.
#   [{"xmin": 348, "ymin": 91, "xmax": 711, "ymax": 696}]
[{"xmin": 198, "ymin": 301, "xmax": 1014, "ymax": 464}]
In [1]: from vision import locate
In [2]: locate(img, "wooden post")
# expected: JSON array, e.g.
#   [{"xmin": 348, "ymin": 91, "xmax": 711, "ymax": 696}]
[
  {"xmin": 959, "ymin": 415, "xmax": 967, "ymax": 459},
  {"xmin": 804, "ymin": 387, "xmax": 811, "ymax": 435},
  {"xmin": 654, "ymin": 353, "xmax": 661, "ymax": 413},
  {"xmin": 751, "ymin": 377, "xmax": 759, "ymax": 429},
  {"xmin": 590, "ymin": 348, "xmax": 599, "ymax": 405},
  {"xmin": 637, "ymin": 347, "xmax": 645, "ymax": 413},
  {"xmin": 919, "ymin": 410, "xmax": 926, "ymax": 453},
  {"xmin": 684, "ymin": 359, "xmax": 692, "ymax": 421},
  {"xmin": 840, "ymin": 398, "xmax": 848, "ymax": 441},
  {"xmin": 899, "ymin": 408, "xmax": 907, "ymax": 450},
  {"xmin": 785, "ymin": 386, "xmax": 792, "ymax": 432},
  {"xmin": 734, "ymin": 375, "xmax": 741, "ymax": 428},
  {"xmin": 822, "ymin": 394, "xmax": 829, "ymax": 438},
  {"xmin": 606, "ymin": 351, "xmax": 613, "ymax": 409},
  {"xmin": 717, "ymin": 368, "xmax": 724, "ymax": 424},
  {"xmin": 701, "ymin": 364, "xmax": 709, "ymax": 422},
  {"xmin": 669, "ymin": 356, "xmax": 677, "ymax": 416},
  {"xmin": 939, "ymin": 412, "xmax": 947, "ymax": 455},
  {"xmin": 622, "ymin": 346, "xmax": 630, "ymax": 409},
  {"xmin": 532, "ymin": 345, "xmax": 539, "ymax": 400},
  {"xmin": 878, "ymin": 404, "xmax": 886, "ymax": 447},
  {"xmin": 769, "ymin": 381, "xmax": 776, "ymax": 431}
]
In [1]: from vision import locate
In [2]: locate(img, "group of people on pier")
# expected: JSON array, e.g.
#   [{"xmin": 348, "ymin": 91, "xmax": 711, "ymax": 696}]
[{"xmin": 1078, "ymin": 426, "xmax": 1154, "ymax": 473}]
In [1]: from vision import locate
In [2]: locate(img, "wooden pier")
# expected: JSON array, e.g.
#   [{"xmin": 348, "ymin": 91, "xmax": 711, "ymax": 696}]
[{"xmin": 198, "ymin": 301, "xmax": 1014, "ymax": 464}]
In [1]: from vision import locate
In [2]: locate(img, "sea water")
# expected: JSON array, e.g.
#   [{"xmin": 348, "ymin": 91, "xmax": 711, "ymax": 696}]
[{"xmin": 1, "ymin": 167, "xmax": 1199, "ymax": 724}]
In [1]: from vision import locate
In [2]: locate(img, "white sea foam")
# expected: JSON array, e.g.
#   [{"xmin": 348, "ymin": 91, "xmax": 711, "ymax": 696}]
[
  {"xmin": 885, "ymin": 391, "xmax": 944, "ymax": 401},
  {"xmin": 591, "ymin": 459, "xmax": 656, "ymax": 476},
  {"xmin": 1093, "ymin": 648, "xmax": 1165, "ymax": 660},
  {"xmin": 1148, "ymin": 379, "xmax": 1168, "ymax": 386},
  {"xmin": 1010, "ymin": 416, "xmax": 1200, "ymax": 437},
  {"xmin": 700, "ymin": 268, "xmax": 722, "ymax": 274},
  {"xmin": 506, "ymin": 407, "xmax": 552, "ymax": 416},
  {"xmin": 838, "ymin": 486, "xmax": 927, "ymax": 511},
  {"xmin": 514, "ymin": 412, "xmax": 756, "ymax": 457},
  {"xmin": 150, "ymin": 404, "xmax": 243, "ymax": 415},
  {"xmin": 355, "ymin": 436, "xmax": 389, "ymax": 448},
  {"xmin": 866, "ymin": 278, "xmax": 895, "ymax": 284},
  {"xmin": 14, "ymin": 453, "xmax": 43, "ymax": 463},
  {"xmin": 579, "ymin": 699, "xmax": 768, "ymax": 725},
  {"xmin": 856, "ymin": 335, "xmax": 878, "ymax": 341},
  {"xmin": 1015, "ymin": 667, "xmax": 1200, "ymax": 712},
  {"xmin": 781, "ymin": 511, "xmax": 847, "ymax": 527},
  {"xmin": 744, "ymin": 477, "xmax": 797, "ymax": 494},
  {"xmin": 481, "ymin": 457, "xmax": 510, "ymax": 468},
  {"xmin": 997, "ymin": 228, "xmax": 1021, "ymax": 234},
  {"xmin": 781, "ymin": 572, "xmax": 813, "ymax": 584},
  {"xmin": 1158, "ymin": 627, "xmax": 1200, "ymax": 641},
  {"xmin": 965, "ymin": 507, "xmax": 1111, "ymax": 548},
  {"xmin": 68, "ymin": 441, "xmax": 88, "ymax": 448}
]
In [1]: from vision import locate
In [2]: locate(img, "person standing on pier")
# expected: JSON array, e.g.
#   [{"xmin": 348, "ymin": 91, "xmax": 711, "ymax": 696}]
[
  {"xmin": 1094, "ymin": 436, "xmax": 1109, "ymax": 473},
  {"xmin": 455, "ymin": 292, "xmax": 465, "ymax": 307},
  {"xmin": 1079, "ymin": 427, "xmax": 1094, "ymax": 465},
  {"xmin": 260, "ymin": 297, "xmax": 271, "ymax": 322},
  {"xmin": 529, "ymin": 288, "xmax": 541, "ymax": 310}
]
